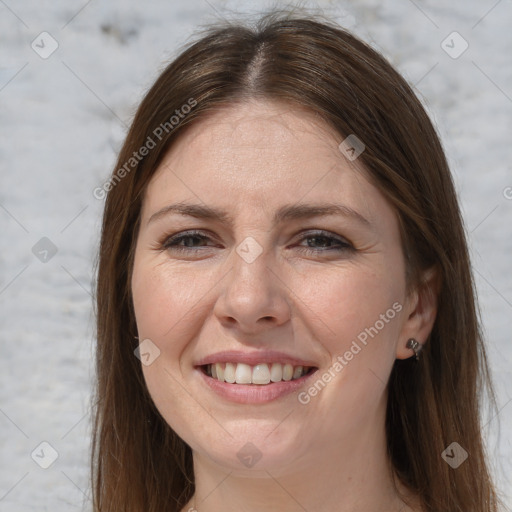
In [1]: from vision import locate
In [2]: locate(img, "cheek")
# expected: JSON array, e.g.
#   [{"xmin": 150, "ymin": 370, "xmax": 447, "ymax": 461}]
[
  {"xmin": 131, "ymin": 259, "xmax": 209, "ymax": 440},
  {"xmin": 295, "ymin": 269, "xmax": 404, "ymax": 427},
  {"xmin": 297, "ymin": 265, "xmax": 403, "ymax": 355},
  {"xmin": 132, "ymin": 259, "xmax": 205, "ymax": 344}
]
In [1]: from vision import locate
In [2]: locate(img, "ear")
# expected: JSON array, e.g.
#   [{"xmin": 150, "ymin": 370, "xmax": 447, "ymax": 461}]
[{"xmin": 396, "ymin": 266, "xmax": 441, "ymax": 360}]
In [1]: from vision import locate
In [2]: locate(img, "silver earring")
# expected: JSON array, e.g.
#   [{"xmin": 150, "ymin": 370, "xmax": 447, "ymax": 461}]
[{"xmin": 406, "ymin": 338, "xmax": 423, "ymax": 361}]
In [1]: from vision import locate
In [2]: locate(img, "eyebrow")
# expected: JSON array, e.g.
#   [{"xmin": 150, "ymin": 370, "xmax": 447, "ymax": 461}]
[{"xmin": 147, "ymin": 201, "xmax": 371, "ymax": 228}]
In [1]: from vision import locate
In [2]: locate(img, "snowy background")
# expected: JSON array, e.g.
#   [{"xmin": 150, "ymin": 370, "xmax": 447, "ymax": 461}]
[{"xmin": 0, "ymin": 0, "xmax": 511, "ymax": 510}]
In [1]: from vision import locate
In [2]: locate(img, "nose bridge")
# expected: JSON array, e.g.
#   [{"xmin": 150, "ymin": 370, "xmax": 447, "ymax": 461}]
[
  {"xmin": 214, "ymin": 233, "xmax": 291, "ymax": 329},
  {"xmin": 230, "ymin": 234, "xmax": 277, "ymax": 299},
  {"xmin": 235, "ymin": 235, "xmax": 266, "ymax": 266}
]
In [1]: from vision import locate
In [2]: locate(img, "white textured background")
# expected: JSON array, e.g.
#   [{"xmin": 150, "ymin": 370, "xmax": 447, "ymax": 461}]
[{"xmin": 1, "ymin": 0, "xmax": 511, "ymax": 510}]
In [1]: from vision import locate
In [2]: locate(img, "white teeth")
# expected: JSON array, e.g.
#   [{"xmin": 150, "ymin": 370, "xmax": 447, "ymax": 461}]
[
  {"xmin": 235, "ymin": 363, "xmax": 252, "ymax": 384},
  {"xmin": 252, "ymin": 364, "xmax": 271, "ymax": 385},
  {"xmin": 205, "ymin": 362, "xmax": 311, "ymax": 385},
  {"xmin": 282, "ymin": 363, "xmax": 294, "ymax": 381},
  {"xmin": 269, "ymin": 363, "xmax": 283, "ymax": 382},
  {"xmin": 224, "ymin": 362, "xmax": 236, "ymax": 383},
  {"xmin": 215, "ymin": 362, "xmax": 224, "ymax": 381}
]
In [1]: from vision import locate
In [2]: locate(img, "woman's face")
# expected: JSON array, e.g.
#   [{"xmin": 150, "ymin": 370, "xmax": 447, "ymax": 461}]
[{"xmin": 131, "ymin": 100, "xmax": 416, "ymax": 475}]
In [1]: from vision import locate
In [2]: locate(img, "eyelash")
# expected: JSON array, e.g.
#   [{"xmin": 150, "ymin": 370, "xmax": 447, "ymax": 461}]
[{"xmin": 159, "ymin": 229, "xmax": 354, "ymax": 255}]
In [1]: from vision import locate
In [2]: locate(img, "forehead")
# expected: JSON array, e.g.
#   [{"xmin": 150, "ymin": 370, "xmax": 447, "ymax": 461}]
[
  {"xmin": 141, "ymin": 100, "xmax": 386, "ymax": 226},
  {"xmin": 187, "ymin": 100, "xmax": 338, "ymax": 151}
]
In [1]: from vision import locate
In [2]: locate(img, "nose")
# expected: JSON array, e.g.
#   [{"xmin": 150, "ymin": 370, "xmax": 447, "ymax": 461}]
[{"xmin": 213, "ymin": 237, "xmax": 292, "ymax": 335}]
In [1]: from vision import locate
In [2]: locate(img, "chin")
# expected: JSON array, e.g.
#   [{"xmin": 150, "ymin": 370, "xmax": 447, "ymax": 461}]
[{"xmin": 189, "ymin": 424, "xmax": 307, "ymax": 474}]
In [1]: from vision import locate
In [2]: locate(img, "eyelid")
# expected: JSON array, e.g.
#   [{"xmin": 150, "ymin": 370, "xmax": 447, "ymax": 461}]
[
  {"xmin": 297, "ymin": 229, "xmax": 352, "ymax": 245},
  {"xmin": 159, "ymin": 229, "xmax": 215, "ymax": 248},
  {"xmin": 158, "ymin": 228, "xmax": 355, "ymax": 254}
]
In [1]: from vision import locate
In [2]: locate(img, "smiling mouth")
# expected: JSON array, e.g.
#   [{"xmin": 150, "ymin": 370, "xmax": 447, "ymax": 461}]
[{"xmin": 200, "ymin": 362, "xmax": 318, "ymax": 385}]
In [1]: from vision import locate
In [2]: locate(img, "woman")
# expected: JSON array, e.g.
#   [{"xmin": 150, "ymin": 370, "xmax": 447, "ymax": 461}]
[{"xmin": 92, "ymin": 9, "xmax": 503, "ymax": 512}]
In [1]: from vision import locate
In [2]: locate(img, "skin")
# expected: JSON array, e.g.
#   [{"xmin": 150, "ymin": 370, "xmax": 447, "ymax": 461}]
[{"xmin": 131, "ymin": 99, "xmax": 438, "ymax": 512}]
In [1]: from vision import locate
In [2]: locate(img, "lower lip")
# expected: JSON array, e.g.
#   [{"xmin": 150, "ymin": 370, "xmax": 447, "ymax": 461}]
[{"xmin": 196, "ymin": 367, "xmax": 318, "ymax": 404}]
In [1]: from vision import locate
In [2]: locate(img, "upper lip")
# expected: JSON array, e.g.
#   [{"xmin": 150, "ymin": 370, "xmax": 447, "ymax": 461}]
[{"xmin": 195, "ymin": 350, "xmax": 319, "ymax": 368}]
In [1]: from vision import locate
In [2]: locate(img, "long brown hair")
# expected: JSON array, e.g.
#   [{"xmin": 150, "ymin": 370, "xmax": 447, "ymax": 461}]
[{"xmin": 92, "ymin": 8, "xmax": 502, "ymax": 511}]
